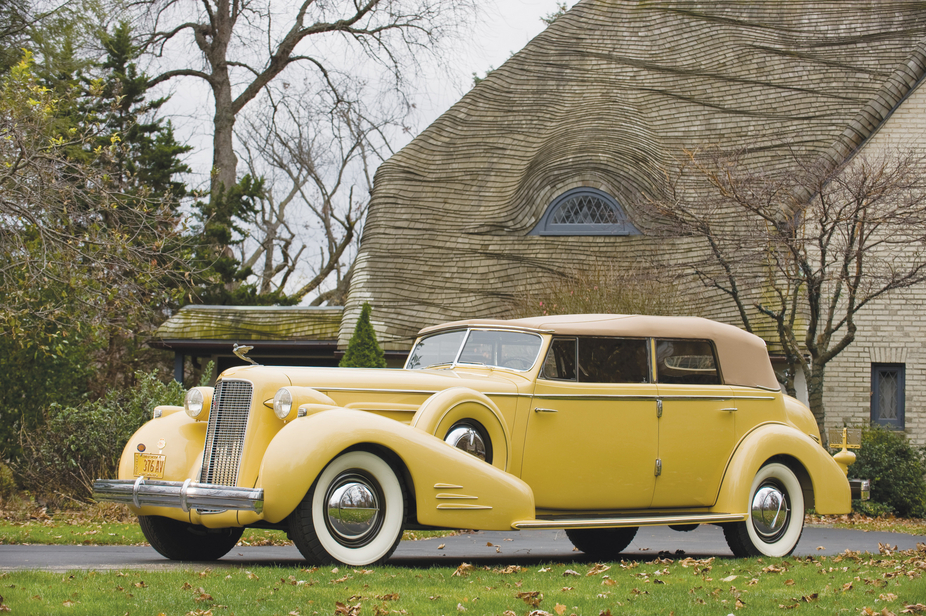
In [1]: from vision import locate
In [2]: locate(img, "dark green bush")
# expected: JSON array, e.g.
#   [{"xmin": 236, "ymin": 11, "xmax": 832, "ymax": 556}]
[
  {"xmin": 848, "ymin": 425, "xmax": 926, "ymax": 518},
  {"xmin": 339, "ymin": 302, "xmax": 387, "ymax": 368},
  {"xmin": 12, "ymin": 370, "xmax": 191, "ymax": 505},
  {"xmin": 851, "ymin": 498, "xmax": 894, "ymax": 518}
]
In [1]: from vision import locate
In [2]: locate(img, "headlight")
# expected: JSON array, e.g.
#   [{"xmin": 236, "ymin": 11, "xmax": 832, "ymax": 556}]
[
  {"xmin": 185, "ymin": 387, "xmax": 213, "ymax": 421},
  {"xmin": 273, "ymin": 388, "xmax": 294, "ymax": 421}
]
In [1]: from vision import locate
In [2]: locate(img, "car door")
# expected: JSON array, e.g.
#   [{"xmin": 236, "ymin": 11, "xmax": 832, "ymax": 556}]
[
  {"xmin": 652, "ymin": 338, "xmax": 736, "ymax": 508},
  {"xmin": 521, "ymin": 337, "xmax": 659, "ymax": 511}
]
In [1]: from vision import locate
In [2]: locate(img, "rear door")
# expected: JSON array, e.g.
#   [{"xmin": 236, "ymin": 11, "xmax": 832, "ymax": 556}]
[{"xmin": 652, "ymin": 338, "xmax": 736, "ymax": 508}]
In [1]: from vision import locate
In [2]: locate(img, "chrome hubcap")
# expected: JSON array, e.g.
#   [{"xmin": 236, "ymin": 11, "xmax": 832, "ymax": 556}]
[
  {"xmin": 445, "ymin": 425, "xmax": 487, "ymax": 461},
  {"xmin": 751, "ymin": 482, "xmax": 790, "ymax": 539},
  {"xmin": 325, "ymin": 473, "xmax": 382, "ymax": 546}
]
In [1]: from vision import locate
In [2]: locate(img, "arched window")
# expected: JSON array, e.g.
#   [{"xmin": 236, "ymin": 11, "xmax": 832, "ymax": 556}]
[{"xmin": 530, "ymin": 188, "xmax": 640, "ymax": 236}]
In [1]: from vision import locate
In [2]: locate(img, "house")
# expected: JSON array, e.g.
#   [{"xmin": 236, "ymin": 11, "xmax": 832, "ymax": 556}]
[{"xmin": 341, "ymin": 1, "xmax": 926, "ymax": 442}]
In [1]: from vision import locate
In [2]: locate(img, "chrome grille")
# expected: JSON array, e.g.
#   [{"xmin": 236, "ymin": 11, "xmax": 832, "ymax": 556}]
[{"xmin": 200, "ymin": 379, "xmax": 253, "ymax": 486}]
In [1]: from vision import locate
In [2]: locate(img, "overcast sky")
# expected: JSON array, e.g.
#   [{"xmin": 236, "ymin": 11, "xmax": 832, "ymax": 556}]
[{"xmin": 156, "ymin": 0, "xmax": 566, "ymax": 184}]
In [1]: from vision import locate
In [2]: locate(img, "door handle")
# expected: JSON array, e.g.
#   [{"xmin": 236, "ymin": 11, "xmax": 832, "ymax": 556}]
[
  {"xmin": 533, "ymin": 407, "xmax": 558, "ymax": 413},
  {"xmin": 719, "ymin": 407, "xmax": 738, "ymax": 412}
]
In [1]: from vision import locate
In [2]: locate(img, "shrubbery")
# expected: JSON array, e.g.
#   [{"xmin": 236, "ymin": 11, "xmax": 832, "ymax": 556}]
[
  {"xmin": 848, "ymin": 425, "xmax": 926, "ymax": 518},
  {"xmin": 11, "ymin": 370, "xmax": 204, "ymax": 506}
]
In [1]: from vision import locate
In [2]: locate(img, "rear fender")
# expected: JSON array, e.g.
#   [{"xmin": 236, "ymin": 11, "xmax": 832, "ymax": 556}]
[
  {"xmin": 410, "ymin": 387, "xmax": 511, "ymax": 471},
  {"xmin": 259, "ymin": 409, "xmax": 534, "ymax": 527},
  {"xmin": 713, "ymin": 423, "xmax": 850, "ymax": 515}
]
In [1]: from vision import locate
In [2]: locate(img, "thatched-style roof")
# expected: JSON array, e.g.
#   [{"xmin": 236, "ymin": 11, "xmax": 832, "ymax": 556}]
[
  {"xmin": 151, "ymin": 306, "xmax": 342, "ymax": 354},
  {"xmin": 343, "ymin": 0, "xmax": 926, "ymax": 350}
]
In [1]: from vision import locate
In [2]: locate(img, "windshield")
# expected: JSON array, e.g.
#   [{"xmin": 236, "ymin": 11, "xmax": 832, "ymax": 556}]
[{"xmin": 405, "ymin": 329, "xmax": 543, "ymax": 371}]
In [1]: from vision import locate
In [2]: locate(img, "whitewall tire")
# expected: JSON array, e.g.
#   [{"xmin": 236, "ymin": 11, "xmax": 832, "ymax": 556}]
[
  {"xmin": 723, "ymin": 462, "xmax": 804, "ymax": 558},
  {"xmin": 290, "ymin": 450, "xmax": 406, "ymax": 566}
]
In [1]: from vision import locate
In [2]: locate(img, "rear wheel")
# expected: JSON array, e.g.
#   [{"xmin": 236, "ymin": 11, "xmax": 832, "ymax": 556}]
[
  {"xmin": 289, "ymin": 450, "xmax": 406, "ymax": 566},
  {"xmin": 723, "ymin": 462, "xmax": 804, "ymax": 557},
  {"xmin": 565, "ymin": 527, "xmax": 638, "ymax": 559},
  {"xmin": 139, "ymin": 515, "xmax": 243, "ymax": 561},
  {"xmin": 443, "ymin": 420, "xmax": 493, "ymax": 464}
]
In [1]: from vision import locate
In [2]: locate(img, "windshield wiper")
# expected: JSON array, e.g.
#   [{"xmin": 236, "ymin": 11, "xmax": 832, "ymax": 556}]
[{"xmin": 423, "ymin": 362, "xmax": 454, "ymax": 369}]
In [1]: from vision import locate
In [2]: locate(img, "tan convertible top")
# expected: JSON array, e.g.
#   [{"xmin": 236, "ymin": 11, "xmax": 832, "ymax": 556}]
[{"xmin": 418, "ymin": 314, "xmax": 780, "ymax": 391}]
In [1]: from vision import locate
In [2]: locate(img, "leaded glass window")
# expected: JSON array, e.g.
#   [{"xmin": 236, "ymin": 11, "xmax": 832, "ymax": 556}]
[
  {"xmin": 530, "ymin": 188, "xmax": 641, "ymax": 236},
  {"xmin": 871, "ymin": 364, "xmax": 905, "ymax": 429}
]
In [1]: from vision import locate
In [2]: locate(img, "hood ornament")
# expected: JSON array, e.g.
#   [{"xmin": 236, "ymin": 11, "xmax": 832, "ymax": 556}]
[{"xmin": 233, "ymin": 343, "xmax": 259, "ymax": 366}]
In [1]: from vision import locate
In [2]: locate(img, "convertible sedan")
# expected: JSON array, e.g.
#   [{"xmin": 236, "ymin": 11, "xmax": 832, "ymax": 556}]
[{"xmin": 94, "ymin": 314, "xmax": 855, "ymax": 565}]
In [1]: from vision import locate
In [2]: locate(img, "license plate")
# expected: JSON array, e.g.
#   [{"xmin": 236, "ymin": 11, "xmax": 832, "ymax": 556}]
[{"xmin": 134, "ymin": 453, "xmax": 166, "ymax": 479}]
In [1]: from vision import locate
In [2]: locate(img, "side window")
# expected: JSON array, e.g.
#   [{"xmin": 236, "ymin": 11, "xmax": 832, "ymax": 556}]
[
  {"xmin": 541, "ymin": 338, "xmax": 577, "ymax": 381},
  {"xmin": 655, "ymin": 339, "xmax": 721, "ymax": 385},
  {"xmin": 871, "ymin": 363, "xmax": 905, "ymax": 429},
  {"xmin": 577, "ymin": 337, "xmax": 650, "ymax": 384}
]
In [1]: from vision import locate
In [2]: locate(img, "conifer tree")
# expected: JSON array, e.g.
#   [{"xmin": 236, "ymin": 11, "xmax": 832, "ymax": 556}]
[{"xmin": 339, "ymin": 303, "xmax": 387, "ymax": 368}]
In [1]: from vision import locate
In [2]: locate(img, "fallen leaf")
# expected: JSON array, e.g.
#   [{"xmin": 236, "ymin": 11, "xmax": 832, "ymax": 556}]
[
  {"xmin": 784, "ymin": 579, "xmax": 795, "ymax": 586},
  {"xmin": 539, "ymin": 567, "xmax": 551, "ymax": 573},
  {"xmin": 245, "ymin": 570, "xmax": 259, "ymax": 580},
  {"xmin": 516, "ymin": 591, "xmax": 543, "ymax": 607},
  {"xmin": 437, "ymin": 544, "xmax": 445, "ymax": 550},
  {"xmin": 452, "ymin": 563, "xmax": 474, "ymax": 577},
  {"xmin": 722, "ymin": 575, "xmax": 738, "ymax": 583},
  {"xmin": 563, "ymin": 570, "xmax": 579, "ymax": 577},
  {"xmin": 801, "ymin": 594, "xmax": 818, "ymax": 602},
  {"xmin": 456, "ymin": 603, "xmax": 466, "ymax": 612},
  {"xmin": 486, "ymin": 542, "xmax": 494, "ymax": 547},
  {"xmin": 816, "ymin": 546, "xmax": 825, "ymax": 550},
  {"xmin": 562, "ymin": 586, "xmax": 574, "ymax": 592},
  {"xmin": 735, "ymin": 599, "xmax": 746, "ymax": 609},
  {"xmin": 554, "ymin": 605, "xmax": 567, "ymax": 616},
  {"xmin": 602, "ymin": 578, "xmax": 617, "ymax": 586},
  {"xmin": 586, "ymin": 564, "xmax": 610, "ymax": 576}
]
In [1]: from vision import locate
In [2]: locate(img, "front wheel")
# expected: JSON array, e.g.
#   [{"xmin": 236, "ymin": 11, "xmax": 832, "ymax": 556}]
[
  {"xmin": 139, "ymin": 515, "xmax": 243, "ymax": 561},
  {"xmin": 723, "ymin": 462, "xmax": 804, "ymax": 557},
  {"xmin": 566, "ymin": 527, "xmax": 638, "ymax": 559},
  {"xmin": 289, "ymin": 450, "xmax": 406, "ymax": 566}
]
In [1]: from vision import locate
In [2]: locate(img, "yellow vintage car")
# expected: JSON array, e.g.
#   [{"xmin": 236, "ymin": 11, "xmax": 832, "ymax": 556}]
[{"xmin": 94, "ymin": 314, "xmax": 858, "ymax": 565}]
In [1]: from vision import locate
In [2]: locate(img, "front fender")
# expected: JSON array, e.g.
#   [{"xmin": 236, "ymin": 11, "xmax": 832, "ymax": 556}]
[
  {"xmin": 115, "ymin": 410, "xmax": 207, "ymax": 520},
  {"xmin": 712, "ymin": 423, "xmax": 850, "ymax": 515},
  {"xmin": 259, "ymin": 409, "xmax": 535, "ymax": 528}
]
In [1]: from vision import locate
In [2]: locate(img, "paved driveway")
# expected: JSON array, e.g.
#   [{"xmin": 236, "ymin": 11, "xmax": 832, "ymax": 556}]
[{"xmin": 2, "ymin": 524, "xmax": 923, "ymax": 571}]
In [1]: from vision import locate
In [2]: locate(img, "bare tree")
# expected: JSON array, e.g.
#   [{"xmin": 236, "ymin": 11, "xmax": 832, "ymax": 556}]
[
  {"xmin": 235, "ymin": 80, "xmax": 396, "ymax": 305},
  {"xmin": 645, "ymin": 145, "xmax": 926, "ymax": 434},
  {"xmin": 136, "ymin": 0, "xmax": 473, "ymax": 198}
]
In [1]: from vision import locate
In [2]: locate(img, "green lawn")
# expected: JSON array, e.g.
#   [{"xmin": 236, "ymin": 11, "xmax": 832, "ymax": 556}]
[{"xmin": 1, "ymin": 550, "xmax": 925, "ymax": 615}]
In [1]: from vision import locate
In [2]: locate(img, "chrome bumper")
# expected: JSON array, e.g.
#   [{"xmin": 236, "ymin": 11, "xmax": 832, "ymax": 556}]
[{"xmin": 92, "ymin": 477, "xmax": 264, "ymax": 514}]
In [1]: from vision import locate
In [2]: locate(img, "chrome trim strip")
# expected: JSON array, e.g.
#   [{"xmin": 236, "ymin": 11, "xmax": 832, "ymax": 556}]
[
  {"xmin": 532, "ymin": 394, "xmax": 658, "ymax": 401},
  {"xmin": 436, "ymin": 503, "xmax": 492, "ymax": 510},
  {"xmin": 318, "ymin": 387, "xmax": 526, "ymax": 398},
  {"xmin": 511, "ymin": 512, "xmax": 747, "ymax": 530},
  {"xmin": 434, "ymin": 483, "xmax": 463, "ymax": 489},
  {"xmin": 93, "ymin": 478, "xmax": 264, "ymax": 514},
  {"xmin": 436, "ymin": 493, "xmax": 478, "ymax": 500}
]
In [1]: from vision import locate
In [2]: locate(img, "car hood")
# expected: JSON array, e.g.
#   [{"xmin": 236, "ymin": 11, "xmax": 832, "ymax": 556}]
[{"xmin": 217, "ymin": 364, "xmax": 530, "ymax": 395}]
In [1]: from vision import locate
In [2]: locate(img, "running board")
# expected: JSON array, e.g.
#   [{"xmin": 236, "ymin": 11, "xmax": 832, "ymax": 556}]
[{"xmin": 511, "ymin": 512, "xmax": 747, "ymax": 530}]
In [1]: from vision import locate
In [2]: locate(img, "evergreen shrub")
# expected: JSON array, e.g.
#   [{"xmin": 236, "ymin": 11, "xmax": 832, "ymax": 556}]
[
  {"xmin": 339, "ymin": 303, "xmax": 387, "ymax": 368},
  {"xmin": 848, "ymin": 425, "xmax": 926, "ymax": 518}
]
